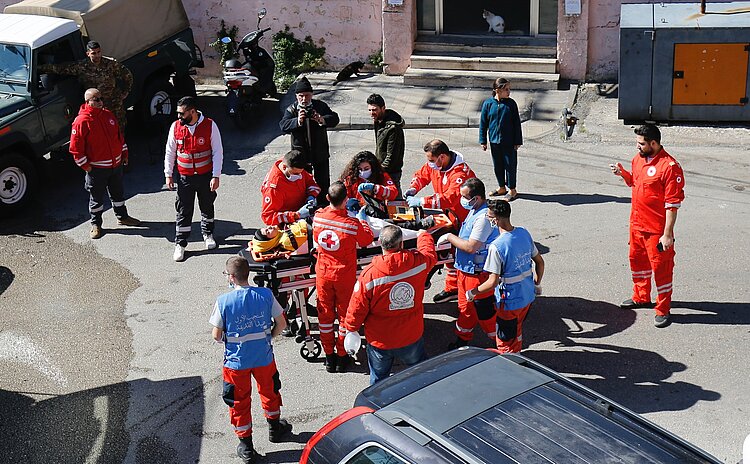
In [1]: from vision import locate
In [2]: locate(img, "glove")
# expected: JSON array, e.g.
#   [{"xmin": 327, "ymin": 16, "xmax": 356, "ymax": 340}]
[
  {"xmin": 297, "ymin": 205, "xmax": 310, "ymax": 219},
  {"xmin": 404, "ymin": 188, "xmax": 417, "ymax": 198},
  {"xmin": 466, "ymin": 288, "xmax": 477, "ymax": 302},
  {"xmin": 346, "ymin": 197, "xmax": 360, "ymax": 212},
  {"xmin": 436, "ymin": 234, "xmax": 451, "ymax": 247},
  {"xmin": 407, "ymin": 196, "xmax": 422, "ymax": 208},
  {"xmin": 535, "ymin": 284, "xmax": 542, "ymax": 296},
  {"xmin": 358, "ymin": 182, "xmax": 375, "ymax": 194},
  {"xmin": 306, "ymin": 196, "xmax": 316, "ymax": 208},
  {"xmin": 356, "ymin": 207, "xmax": 368, "ymax": 221}
]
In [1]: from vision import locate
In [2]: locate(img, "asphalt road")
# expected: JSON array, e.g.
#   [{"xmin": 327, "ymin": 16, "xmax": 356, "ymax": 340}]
[{"xmin": 1, "ymin": 88, "xmax": 748, "ymax": 463}]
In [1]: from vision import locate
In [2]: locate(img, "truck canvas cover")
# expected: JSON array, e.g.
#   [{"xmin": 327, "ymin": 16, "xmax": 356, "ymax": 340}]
[{"xmin": 4, "ymin": 0, "xmax": 190, "ymax": 61}]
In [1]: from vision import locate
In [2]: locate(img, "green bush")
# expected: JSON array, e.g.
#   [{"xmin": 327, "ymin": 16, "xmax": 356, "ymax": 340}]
[
  {"xmin": 368, "ymin": 50, "xmax": 384, "ymax": 69},
  {"xmin": 208, "ymin": 20, "xmax": 239, "ymax": 70},
  {"xmin": 272, "ymin": 27, "xmax": 327, "ymax": 92}
]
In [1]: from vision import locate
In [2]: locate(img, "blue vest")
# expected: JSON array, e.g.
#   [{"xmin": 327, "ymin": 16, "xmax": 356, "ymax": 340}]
[
  {"xmin": 454, "ymin": 203, "xmax": 499, "ymax": 274},
  {"xmin": 491, "ymin": 227, "xmax": 536, "ymax": 311},
  {"xmin": 217, "ymin": 286, "xmax": 275, "ymax": 370}
]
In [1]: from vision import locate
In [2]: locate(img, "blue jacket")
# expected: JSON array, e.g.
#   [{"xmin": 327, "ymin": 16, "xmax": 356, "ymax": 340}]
[
  {"xmin": 479, "ymin": 97, "xmax": 523, "ymax": 147},
  {"xmin": 489, "ymin": 227, "xmax": 537, "ymax": 311},
  {"xmin": 216, "ymin": 287, "xmax": 275, "ymax": 370},
  {"xmin": 454, "ymin": 203, "xmax": 499, "ymax": 274}
]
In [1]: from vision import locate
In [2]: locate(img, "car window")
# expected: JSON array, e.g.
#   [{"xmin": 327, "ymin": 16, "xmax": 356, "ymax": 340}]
[
  {"xmin": 343, "ymin": 444, "xmax": 409, "ymax": 464},
  {"xmin": 37, "ymin": 39, "xmax": 76, "ymax": 66}
]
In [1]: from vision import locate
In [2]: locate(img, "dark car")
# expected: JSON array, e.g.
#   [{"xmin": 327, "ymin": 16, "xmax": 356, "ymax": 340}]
[{"xmin": 301, "ymin": 347, "xmax": 720, "ymax": 464}]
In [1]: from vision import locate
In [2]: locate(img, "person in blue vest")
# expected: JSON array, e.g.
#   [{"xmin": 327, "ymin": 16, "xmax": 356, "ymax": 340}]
[
  {"xmin": 466, "ymin": 199, "xmax": 545, "ymax": 353},
  {"xmin": 436, "ymin": 178, "xmax": 500, "ymax": 349},
  {"xmin": 210, "ymin": 256, "xmax": 293, "ymax": 464}
]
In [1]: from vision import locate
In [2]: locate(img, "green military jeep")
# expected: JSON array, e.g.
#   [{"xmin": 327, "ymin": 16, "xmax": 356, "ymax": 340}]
[{"xmin": 0, "ymin": 0, "xmax": 204, "ymax": 216}]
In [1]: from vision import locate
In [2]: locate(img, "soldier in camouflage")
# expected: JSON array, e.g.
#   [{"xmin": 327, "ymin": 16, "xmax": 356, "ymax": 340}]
[{"xmin": 42, "ymin": 41, "xmax": 133, "ymax": 129}]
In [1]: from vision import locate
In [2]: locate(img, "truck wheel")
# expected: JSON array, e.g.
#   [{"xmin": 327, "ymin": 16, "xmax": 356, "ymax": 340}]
[
  {"xmin": 140, "ymin": 79, "xmax": 175, "ymax": 123},
  {"xmin": 173, "ymin": 75, "xmax": 197, "ymax": 98},
  {"xmin": 0, "ymin": 153, "xmax": 37, "ymax": 216}
]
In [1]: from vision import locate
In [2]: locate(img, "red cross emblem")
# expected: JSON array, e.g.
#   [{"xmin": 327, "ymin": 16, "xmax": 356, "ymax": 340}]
[{"xmin": 318, "ymin": 230, "xmax": 340, "ymax": 251}]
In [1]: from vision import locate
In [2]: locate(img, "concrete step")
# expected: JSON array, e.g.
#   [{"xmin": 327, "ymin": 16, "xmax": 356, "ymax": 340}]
[
  {"xmin": 413, "ymin": 41, "xmax": 557, "ymax": 57},
  {"xmin": 403, "ymin": 68, "xmax": 559, "ymax": 90},
  {"xmin": 409, "ymin": 54, "xmax": 558, "ymax": 73}
]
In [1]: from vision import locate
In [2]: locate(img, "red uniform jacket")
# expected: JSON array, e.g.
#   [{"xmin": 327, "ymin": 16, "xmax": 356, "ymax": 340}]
[
  {"xmin": 173, "ymin": 116, "xmax": 214, "ymax": 176},
  {"xmin": 620, "ymin": 148, "xmax": 685, "ymax": 234},
  {"xmin": 312, "ymin": 207, "xmax": 374, "ymax": 281},
  {"xmin": 344, "ymin": 232, "xmax": 437, "ymax": 350},
  {"xmin": 344, "ymin": 172, "xmax": 398, "ymax": 206},
  {"xmin": 409, "ymin": 151, "xmax": 475, "ymax": 222},
  {"xmin": 69, "ymin": 104, "xmax": 127, "ymax": 170},
  {"xmin": 261, "ymin": 159, "xmax": 321, "ymax": 225}
]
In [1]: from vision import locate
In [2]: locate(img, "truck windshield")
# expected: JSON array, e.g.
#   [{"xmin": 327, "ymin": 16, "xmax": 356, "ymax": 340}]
[{"xmin": 0, "ymin": 43, "xmax": 30, "ymax": 84}]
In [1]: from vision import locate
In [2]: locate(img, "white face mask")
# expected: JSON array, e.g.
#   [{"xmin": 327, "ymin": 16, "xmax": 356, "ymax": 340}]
[
  {"xmin": 286, "ymin": 172, "xmax": 302, "ymax": 182},
  {"xmin": 428, "ymin": 157, "xmax": 442, "ymax": 170},
  {"xmin": 359, "ymin": 169, "xmax": 372, "ymax": 179}
]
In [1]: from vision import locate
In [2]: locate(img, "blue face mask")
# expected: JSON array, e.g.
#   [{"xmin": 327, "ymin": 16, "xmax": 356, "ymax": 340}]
[
  {"xmin": 428, "ymin": 161, "xmax": 439, "ymax": 170},
  {"xmin": 460, "ymin": 196, "xmax": 475, "ymax": 210}
]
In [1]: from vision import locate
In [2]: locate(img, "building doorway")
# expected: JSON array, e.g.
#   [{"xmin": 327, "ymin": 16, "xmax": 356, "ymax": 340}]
[{"xmin": 418, "ymin": 0, "xmax": 557, "ymax": 37}]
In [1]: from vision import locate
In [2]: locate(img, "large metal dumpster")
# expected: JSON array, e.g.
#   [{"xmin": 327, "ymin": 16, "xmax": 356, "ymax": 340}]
[{"xmin": 619, "ymin": 2, "xmax": 750, "ymax": 123}]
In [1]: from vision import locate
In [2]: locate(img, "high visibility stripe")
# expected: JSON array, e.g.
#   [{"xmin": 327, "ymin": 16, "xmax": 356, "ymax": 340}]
[
  {"xmin": 313, "ymin": 216, "xmax": 358, "ymax": 230},
  {"xmin": 656, "ymin": 282, "xmax": 672, "ymax": 290},
  {"xmin": 307, "ymin": 186, "xmax": 321, "ymax": 194},
  {"xmin": 112, "ymin": 200, "xmax": 125, "ymax": 207},
  {"xmin": 76, "ymin": 157, "xmax": 88, "ymax": 166},
  {"xmin": 319, "ymin": 328, "xmax": 334, "ymax": 334},
  {"xmin": 90, "ymin": 205, "xmax": 104, "ymax": 213},
  {"xmin": 455, "ymin": 322, "xmax": 472, "ymax": 333},
  {"xmin": 486, "ymin": 332, "xmax": 496, "ymax": 339},
  {"xmin": 90, "ymin": 160, "xmax": 114, "ymax": 167},
  {"xmin": 177, "ymin": 226, "xmax": 192, "ymax": 232},
  {"xmin": 204, "ymin": 218, "xmax": 215, "ymax": 222},
  {"xmin": 665, "ymin": 202, "xmax": 681, "ymax": 209},
  {"xmin": 226, "ymin": 330, "xmax": 271, "ymax": 343},
  {"xmin": 501, "ymin": 269, "xmax": 532, "ymax": 284},
  {"xmin": 313, "ymin": 222, "xmax": 357, "ymax": 236},
  {"xmin": 365, "ymin": 263, "xmax": 427, "ymax": 291},
  {"xmin": 177, "ymin": 158, "xmax": 211, "ymax": 169},
  {"xmin": 318, "ymin": 323, "xmax": 333, "ymax": 328},
  {"xmin": 264, "ymin": 409, "xmax": 280, "ymax": 417},
  {"xmin": 632, "ymin": 270, "xmax": 652, "ymax": 275},
  {"xmin": 233, "ymin": 423, "xmax": 252, "ymax": 432}
]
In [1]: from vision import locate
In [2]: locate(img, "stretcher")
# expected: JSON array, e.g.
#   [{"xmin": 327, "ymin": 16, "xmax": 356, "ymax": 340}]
[{"xmin": 240, "ymin": 207, "xmax": 457, "ymax": 361}]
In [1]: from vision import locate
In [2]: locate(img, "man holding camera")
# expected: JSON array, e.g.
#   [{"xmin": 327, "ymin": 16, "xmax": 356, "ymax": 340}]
[{"xmin": 279, "ymin": 76, "xmax": 339, "ymax": 205}]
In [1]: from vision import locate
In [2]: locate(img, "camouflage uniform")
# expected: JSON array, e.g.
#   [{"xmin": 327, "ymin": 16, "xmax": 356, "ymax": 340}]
[{"xmin": 43, "ymin": 57, "xmax": 133, "ymax": 128}]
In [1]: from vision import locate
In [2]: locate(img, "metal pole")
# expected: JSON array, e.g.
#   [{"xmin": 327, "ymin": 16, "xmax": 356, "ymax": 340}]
[{"xmin": 701, "ymin": 0, "xmax": 706, "ymax": 14}]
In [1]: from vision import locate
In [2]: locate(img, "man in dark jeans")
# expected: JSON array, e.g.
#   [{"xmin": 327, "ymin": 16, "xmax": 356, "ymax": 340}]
[
  {"xmin": 279, "ymin": 76, "xmax": 339, "ymax": 205},
  {"xmin": 69, "ymin": 88, "xmax": 140, "ymax": 239},
  {"xmin": 367, "ymin": 93, "xmax": 405, "ymax": 197}
]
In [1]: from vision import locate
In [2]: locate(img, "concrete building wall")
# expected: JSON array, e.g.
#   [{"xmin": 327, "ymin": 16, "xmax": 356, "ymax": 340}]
[
  {"xmin": 558, "ymin": 0, "xmax": 591, "ymax": 81},
  {"xmin": 587, "ymin": 0, "xmax": 621, "ymax": 81}
]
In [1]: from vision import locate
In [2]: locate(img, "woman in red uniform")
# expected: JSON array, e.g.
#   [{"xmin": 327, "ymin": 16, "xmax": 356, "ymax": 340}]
[{"xmin": 340, "ymin": 151, "xmax": 398, "ymax": 210}]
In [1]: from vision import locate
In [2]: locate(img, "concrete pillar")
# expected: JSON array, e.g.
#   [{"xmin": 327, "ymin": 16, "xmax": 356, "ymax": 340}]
[
  {"xmin": 382, "ymin": 0, "xmax": 416, "ymax": 75},
  {"xmin": 557, "ymin": 0, "xmax": 590, "ymax": 81}
]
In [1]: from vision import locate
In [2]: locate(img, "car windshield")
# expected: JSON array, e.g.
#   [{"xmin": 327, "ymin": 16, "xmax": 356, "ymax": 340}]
[{"xmin": 0, "ymin": 43, "xmax": 30, "ymax": 84}]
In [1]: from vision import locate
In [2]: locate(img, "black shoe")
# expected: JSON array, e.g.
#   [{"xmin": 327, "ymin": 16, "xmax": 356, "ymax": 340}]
[
  {"xmin": 447, "ymin": 337, "xmax": 469, "ymax": 350},
  {"xmin": 325, "ymin": 354, "xmax": 338, "ymax": 373},
  {"xmin": 433, "ymin": 290, "xmax": 458, "ymax": 304},
  {"xmin": 620, "ymin": 298, "xmax": 656, "ymax": 309},
  {"xmin": 282, "ymin": 319, "xmax": 299, "ymax": 338},
  {"xmin": 267, "ymin": 418, "xmax": 293, "ymax": 443},
  {"xmin": 236, "ymin": 436, "xmax": 259, "ymax": 464},
  {"xmin": 335, "ymin": 355, "xmax": 350, "ymax": 373},
  {"xmin": 654, "ymin": 314, "xmax": 671, "ymax": 328}
]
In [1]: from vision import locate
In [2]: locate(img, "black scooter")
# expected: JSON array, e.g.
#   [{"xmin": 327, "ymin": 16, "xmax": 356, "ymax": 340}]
[{"xmin": 221, "ymin": 8, "xmax": 276, "ymax": 124}]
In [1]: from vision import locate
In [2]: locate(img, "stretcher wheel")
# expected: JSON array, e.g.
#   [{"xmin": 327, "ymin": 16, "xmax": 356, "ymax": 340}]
[{"xmin": 300, "ymin": 340, "xmax": 322, "ymax": 361}]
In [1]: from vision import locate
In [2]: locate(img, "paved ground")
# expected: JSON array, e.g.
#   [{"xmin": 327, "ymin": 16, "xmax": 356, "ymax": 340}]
[{"xmin": 1, "ymin": 75, "xmax": 748, "ymax": 463}]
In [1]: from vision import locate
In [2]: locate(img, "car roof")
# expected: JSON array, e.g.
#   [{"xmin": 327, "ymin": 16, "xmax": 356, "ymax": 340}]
[
  {"xmin": 356, "ymin": 348, "xmax": 719, "ymax": 464},
  {"xmin": 0, "ymin": 14, "xmax": 78, "ymax": 48}
]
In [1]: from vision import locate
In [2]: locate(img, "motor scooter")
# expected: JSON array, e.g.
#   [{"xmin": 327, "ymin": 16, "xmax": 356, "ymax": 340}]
[{"xmin": 221, "ymin": 8, "xmax": 276, "ymax": 124}]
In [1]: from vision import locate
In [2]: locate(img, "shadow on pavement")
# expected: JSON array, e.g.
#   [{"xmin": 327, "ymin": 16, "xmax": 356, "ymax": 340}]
[
  {"xmin": 520, "ymin": 192, "xmax": 631, "ymax": 206},
  {"xmin": 670, "ymin": 300, "xmax": 750, "ymax": 325},
  {"xmin": 0, "ymin": 377, "xmax": 204, "ymax": 464}
]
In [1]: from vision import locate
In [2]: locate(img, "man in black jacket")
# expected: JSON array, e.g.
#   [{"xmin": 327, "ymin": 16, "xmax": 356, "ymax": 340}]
[
  {"xmin": 279, "ymin": 77, "xmax": 339, "ymax": 205},
  {"xmin": 367, "ymin": 94, "xmax": 405, "ymax": 197}
]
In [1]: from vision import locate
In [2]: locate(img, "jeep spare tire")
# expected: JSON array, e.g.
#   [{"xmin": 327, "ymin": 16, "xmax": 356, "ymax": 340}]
[
  {"xmin": 140, "ymin": 79, "xmax": 175, "ymax": 123},
  {"xmin": 0, "ymin": 153, "xmax": 37, "ymax": 216}
]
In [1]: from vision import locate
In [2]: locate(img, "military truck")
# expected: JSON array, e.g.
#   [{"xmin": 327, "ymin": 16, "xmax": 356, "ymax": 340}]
[{"xmin": 0, "ymin": 0, "xmax": 204, "ymax": 215}]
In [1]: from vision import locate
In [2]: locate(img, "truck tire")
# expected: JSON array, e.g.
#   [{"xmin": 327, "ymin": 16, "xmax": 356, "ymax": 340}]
[
  {"xmin": 173, "ymin": 75, "xmax": 197, "ymax": 98},
  {"xmin": 140, "ymin": 79, "xmax": 175, "ymax": 123},
  {"xmin": 0, "ymin": 153, "xmax": 38, "ymax": 217}
]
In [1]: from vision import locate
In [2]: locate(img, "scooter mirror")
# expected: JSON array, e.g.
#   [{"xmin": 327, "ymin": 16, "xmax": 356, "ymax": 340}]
[
  {"xmin": 220, "ymin": 37, "xmax": 232, "ymax": 44},
  {"xmin": 258, "ymin": 8, "xmax": 267, "ymax": 19}
]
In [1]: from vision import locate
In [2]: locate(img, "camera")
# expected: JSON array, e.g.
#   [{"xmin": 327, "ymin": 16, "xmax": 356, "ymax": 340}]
[{"xmin": 298, "ymin": 102, "xmax": 314, "ymax": 115}]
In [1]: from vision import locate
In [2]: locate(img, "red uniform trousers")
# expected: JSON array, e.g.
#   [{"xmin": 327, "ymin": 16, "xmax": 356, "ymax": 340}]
[
  {"xmin": 495, "ymin": 303, "xmax": 531, "ymax": 353},
  {"xmin": 455, "ymin": 271, "xmax": 497, "ymax": 341},
  {"xmin": 222, "ymin": 361, "xmax": 282, "ymax": 438},
  {"xmin": 316, "ymin": 273, "xmax": 356, "ymax": 356},
  {"xmin": 629, "ymin": 228, "xmax": 675, "ymax": 317},
  {"xmin": 444, "ymin": 262, "xmax": 458, "ymax": 293}
]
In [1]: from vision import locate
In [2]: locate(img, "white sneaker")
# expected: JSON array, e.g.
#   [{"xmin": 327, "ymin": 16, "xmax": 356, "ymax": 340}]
[
  {"xmin": 173, "ymin": 245, "xmax": 186, "ymax": 262},
  {"xmin": 204, "ymin": 234, "xmax": 217, "ymax": 250}
]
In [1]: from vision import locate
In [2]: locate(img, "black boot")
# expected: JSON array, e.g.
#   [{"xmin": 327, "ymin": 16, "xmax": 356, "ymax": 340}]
[
  {"xmin": 267, "ymin": 417, "xmax": 293, "ymax": 443},
  {"xmin": 325, "ymin": 354, "xmax": 338, "ymax": 373},
  {"xmin": 447, "ymin": 337, "xmax": 469, "ymax": 350},
  {"xmin": 236, "ymin": 436, "xmax": 259, "ymax": 464},
  {"xmin": 335, "ymin": 355, "xmax": 350, "ymax": 373}
]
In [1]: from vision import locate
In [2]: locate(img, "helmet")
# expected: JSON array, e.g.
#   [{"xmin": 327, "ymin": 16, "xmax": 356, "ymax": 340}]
[
  {"xmin": 225, "ymin": 59, "xmax": 242, "ymax": 69},
  {"xmin": 344, "ymin": 331, "xmax": 362, "ymax": 356}
]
